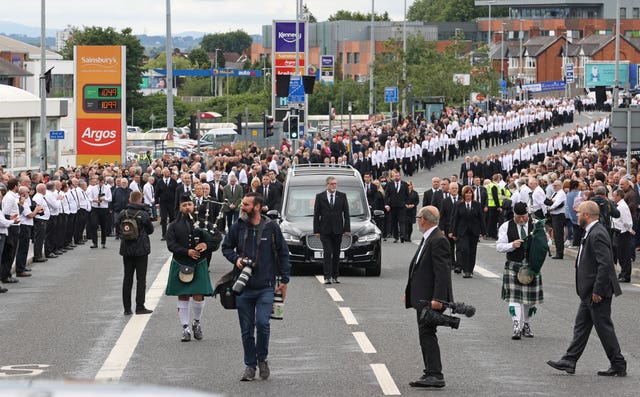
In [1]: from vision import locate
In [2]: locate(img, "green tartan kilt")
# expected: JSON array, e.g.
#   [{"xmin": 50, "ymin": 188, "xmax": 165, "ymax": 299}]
[
  {"xmin": 501, "ymin": 265, "xmax": 543, "ymax": 305},
  {"xmin": 165, "ymin": 258, "xmax": 214, "ymax": 296}
]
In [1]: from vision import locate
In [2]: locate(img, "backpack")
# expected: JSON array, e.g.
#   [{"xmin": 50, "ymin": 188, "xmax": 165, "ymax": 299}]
[{"xmin": 120, "ymin": 210, "xmax": 141, "ymax": 241}]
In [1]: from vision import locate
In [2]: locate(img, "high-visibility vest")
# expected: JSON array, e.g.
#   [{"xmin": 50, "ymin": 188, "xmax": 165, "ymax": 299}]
[{"xmin": 487, "ymin": 183, "xmax": 500, "ymax": 207}]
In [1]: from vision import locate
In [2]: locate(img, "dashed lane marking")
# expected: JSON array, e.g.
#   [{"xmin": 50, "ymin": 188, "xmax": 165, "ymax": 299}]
[
  {"xmin": 315, "ymin": 275, "xmax": 326, "ymax": 284},
  {"xmin": 326, "ymin": 288, "xmax": 344, "ymax": 302},
  {"xmin": 370, "ymin": 364, "xmax": 401, "ymax": 395},
  {"xmin": 633, "ymin": 284, "xmax": 640, "ymax": 288},
  {"xmin": 474, "ymin": 265, "xmax": 501, "ymax": 278},
  {"xmin": 339, "ymin": 307, "xmax": 358, "ymax": 325},
  {"xmin": 353, "ymin": 331, "xmax": 376, "ymax": 353},
  {"xmin": 95, "ymin": 255, "xmax": 172, "ymax": 381}
]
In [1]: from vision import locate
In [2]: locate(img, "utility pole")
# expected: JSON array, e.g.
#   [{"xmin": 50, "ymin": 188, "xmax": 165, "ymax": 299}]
[
  {"xmin": 401, "ymin": 0, "xmax": 407, "ymax": 117},
  {"xmin": 166, "ymin": 0, "xmax": 174, "ymax": 136},
  {"xmin": 39, "ymin": 0, "xmax": 47, "ymax": 171},
  {"xmin": 368, "ymin": 0, "xmax": 375, "ymax": 117},
  {"xmin": 613, "ymin": 0, "xmax": 621, "ymax": 109}
]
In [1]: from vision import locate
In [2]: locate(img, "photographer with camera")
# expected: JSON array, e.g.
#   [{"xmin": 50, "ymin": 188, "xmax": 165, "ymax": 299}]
[
  {"xmin": 165, "ymin": 193, "xmax": 220, "ymax": 342},
  {"xmin": 496, "ymin": 202, "xmax": 543, "ymax": 340},
  {"xmin": 404, "ymin": 205, "xmax": 453, "ymax": 388},
  {"xmin": 222, "ymin": 192, "xmax": 290, "ymax": 382}
]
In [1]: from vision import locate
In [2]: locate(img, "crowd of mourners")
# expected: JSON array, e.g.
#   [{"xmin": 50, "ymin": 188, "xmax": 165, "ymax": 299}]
[{"xmin": 0, "ymin": 95, "xmax": 638, "ymax": 294}]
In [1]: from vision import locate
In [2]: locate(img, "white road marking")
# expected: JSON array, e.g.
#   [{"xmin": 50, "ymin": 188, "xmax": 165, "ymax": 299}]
[
  {"xmin": 353, "ymin": 331, "xmax": 376, "ymax": 353},
  {"xmin": 95, "ymin": 256, "xmax": 172, "ymax": 381},
  {"xmin": 326, "ymin": 288, "xmax": 344, "ymax": 302},
  {"xmin": 315, "ymin": 275, "xmax": 326, "ymax": 284},
  {"xmin": 474, "ymin": 265, "xmax": 501, "ymax": 278},
  {"xmin": 339, "ymin": 307, "xmax": 358, "ymax": 325},
  {"xmin": 370, "ymin": 364, "xmax": 401, "ymax": 395},
  {"xmin": 633, "ymin": 284, "xmax": 640, "ymax": 288}
]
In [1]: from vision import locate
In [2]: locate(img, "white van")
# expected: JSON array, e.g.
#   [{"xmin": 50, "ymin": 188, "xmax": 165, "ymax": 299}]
[{"xmin": 198, "ymin": 128, "xmax": 238, "ymax": 148}]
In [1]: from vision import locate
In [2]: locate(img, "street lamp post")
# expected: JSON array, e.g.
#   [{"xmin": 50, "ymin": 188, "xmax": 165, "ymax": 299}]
[
  {"xmin": 519, "ymin": 19, "xmax": 523, "ymax": 100},
  {"xmin": 369, "ymin": 0, "xmax": 375, "ymax": 116},
  {"xmin": 501, "ymin": 23, "xmax": 505, "ymax": 100},
  {"xmin": 488, "ymin": 0, "xmax": 496, "ymax": 48},
  {"xmin": 402, "ymin": 0, "xmax": 407, "ymax": 117},
  {"xmin": 213, "ymin": 48, "xmax": 220, "ymax": 96}
]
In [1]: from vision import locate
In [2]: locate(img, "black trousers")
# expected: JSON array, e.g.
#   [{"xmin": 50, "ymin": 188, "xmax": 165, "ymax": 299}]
[
  {"xmin": 14, "ymin": 224, "xmax": 32, "ymax": 273},
  {"xmin": 122, "ymin": 255, "xmax": 149, "ymax": 311},
  {"xmin": 159, "ymin": 202, "xmax": 175, "ymax": 237},
  {"xmin": 33, "ymin": 218, "xmax": 47, "ymax": 259},
  {"xmin": 320, "ymin": 233, "xmax": 342, "ymax": 279},
  {"xmin": 74, "ymin": 209, "xmax": 89, "ymax": 243},
  {"xmin": 389, "ymin": 206, "xmax": 407, "ymax": 240},
  {"xmin": 416, "ymin": 310, "xmax": 443, "ymax": 378},
  {"xmin": 487, "ymin": 207, "xmax": 499, "ymax": 238},
  {"xmin": 562, "ymin": 298, "xmax": 626, "ymax": 369},
  {"xmin": 65, "ymin": 212, "xmax": 76, "ymax": 246},
  {"xmin": 57, "ymin": 213, "xmax": 67, "ymax": 250},
  {"xmin": 551, "ymin": 213, "xmax": 565, "ymax": 256},
  {"xmin": 456, "ymin": 233, "xmax": 479, "ymax": 274},
  {"xmin": 45, "ymin": 215, "xmax": 58, "ymax": 255},
  {"xmin": 0, "ymin": 226, "xmax": 20, "ymax": 279},
  {"xmin": 615, "ymin": 231, "xmax": 632, "ymax": 279},
  {"xmin": 91, "ymin": 208, "xmax": 109, "ymax": 245}
]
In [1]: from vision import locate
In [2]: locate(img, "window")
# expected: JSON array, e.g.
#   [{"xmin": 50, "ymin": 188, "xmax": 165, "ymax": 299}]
[
  {"xmin": 0, "ymin": 121, "xmax": 10, "ymax": 168},
  {"xmin": 526, "ymin": 58, "xmax": 537, "ymax": 69},
  {"xmin": 12, "ymin": 120, "xmax": 26, "ymax": 169},
  {"xmin": 633, "ymin": 8, "xmax": 639, "ymax": 19},
  {"xmin": 354, "ymin": 52, "xmax": 360, "ymax": 64},
  {"xmin": 347, "ymin": 52, "xmax": 352, "ymax": 64},
  {"xmin": 620, "ymin": 7, "xmax": 627, "ymax": 19}
]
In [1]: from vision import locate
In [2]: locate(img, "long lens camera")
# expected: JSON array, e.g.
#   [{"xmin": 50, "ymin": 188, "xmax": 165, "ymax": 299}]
[{"xmin": 232, "ymin": 258, "xmax": 254, "ymax": 294}]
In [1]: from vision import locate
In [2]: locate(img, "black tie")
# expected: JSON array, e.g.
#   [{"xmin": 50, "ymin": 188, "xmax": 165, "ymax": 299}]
[
  {"xmin": 330, "ymin": 194, "xmax": 334, "ymax": 208},
  {"xmin": 231, "ymin": 185, "xmax": 235, "ymax": 195},
  {"xmin": 410, "ymin": 237, "xmax": 426, "ymax": 269},
  {"xmin": 265, "ymin": 186, "xmax": 268, "ymax": 201}
]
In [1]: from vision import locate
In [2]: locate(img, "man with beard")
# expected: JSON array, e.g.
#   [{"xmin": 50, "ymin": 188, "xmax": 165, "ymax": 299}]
[{"xmin": 222, "ymin": 192, "xmax": 291, "ymax": 381}]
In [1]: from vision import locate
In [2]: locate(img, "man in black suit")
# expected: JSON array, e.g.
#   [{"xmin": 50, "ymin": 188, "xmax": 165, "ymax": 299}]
[
  {"xmin": 363, "ymin": 173, "xmax": 376, "ymax": 207},
  {"xmin": 430, "ymin": 178, "xmax": 450, "ymax": 212},
  {"xmin": 463, "ymin": 170, "xmax": 475, "ymax": 187},
  {"xmin": 439, "ymin": 183, "xmax": 460, "ymax": 272},
  {"xmin": 450, "ymin": 186, "xmax": 486, "ymax": 278},
  {"xmin": 257, "ymin": 175, "xmax": 281, "ymax": 213},
  {"xmin": 547, "ymin": 201, "xmax": 626, "ymax": 377},
  {"xmin": 405, "ymin": 206, "xmax": 453, "ymax": 389},
  {"xmin": 422, "ymin": 177, "xmax": 440, "ymax": 207},
  {"xmin": 155, "ymin": 168, "xmax": 178, "ymax": 240},
  {"xmin": 313, "ymin": 176, "xmax": 350, "ymax": 284},
  {"xmin": 385, "ymin": 170, "xmax": 410, "ymax": 243},
  {"xmin": 459, "ymin": 156, "xmax": 472, "ymax": 180},
  {"xmin": 174, "ymin": 173, "xmax": 194, "ymax": 212}
]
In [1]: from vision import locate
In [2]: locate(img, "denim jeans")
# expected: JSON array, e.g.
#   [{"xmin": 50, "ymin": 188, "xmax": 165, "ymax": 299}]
[{"xmin": 236, "ymin": 287, "xmax": 274, "ymax": 368}]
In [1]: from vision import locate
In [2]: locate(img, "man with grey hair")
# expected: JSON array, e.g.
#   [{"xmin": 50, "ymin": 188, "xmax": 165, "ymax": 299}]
[
  {"xmin": 31, "ymin": 183, "xmax": 50, "ymax": 262},
  {"xmin": 405, "ymin": 205, "xmax": 453, "ymax": 388},
  {"xmin": 546, "ymin": 179, "xmax": 567, "ymax": 259},
  {"xmin": 222, "ymin": 174, "xmax": 243, "ymax": 231}
]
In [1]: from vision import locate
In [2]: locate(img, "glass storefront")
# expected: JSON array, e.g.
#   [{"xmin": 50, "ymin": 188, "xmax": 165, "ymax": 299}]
[{"xmin": 0, "ymin": 118, "xmax": 58, "ymax": 171}]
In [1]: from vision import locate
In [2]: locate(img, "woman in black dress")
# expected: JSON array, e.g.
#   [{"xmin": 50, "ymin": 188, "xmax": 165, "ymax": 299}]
[{"xmin": 405, "ymin": 181, "xmax": 420, "ymax": 241}]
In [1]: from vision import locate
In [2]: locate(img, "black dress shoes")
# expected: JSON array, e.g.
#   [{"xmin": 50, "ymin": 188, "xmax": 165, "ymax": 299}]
[
  {"xmin": 552, "ymin": 255, "xmax": 564, "ymax": 259},
  {"xmin": 453, "ymin": 267, "xmax": 462, "ymax": 274},
  {"xmin": 463, "ymin": 272, "xmax": 473, "ymax": 278},
  {"xmin": 324, "ymin": 278, "xmax": 332, "ymax": 285},
  {"xmin": 409, "ymin": 375, "xmax": 445, "ymax": 388},
  {"xmin": 331, "ymin": 277, "xmax": 340, "ymax": 284},
  {"xmin": 393, "ymin": 238, "xmax": 399, "ymax": 243},
  {"xmin": 135, "ymin": 307, "xmax": 153, "ymax": 315},
  {"xmin": 33, "ymin": 258, "xmax": 48, "ymax": 262},
  {"xmin": 124, "ymin": 310, "xmax": 133, "ymax": 316},
  {"xmin": 16, "ymin": 272, "xmax": 31, "ymax": 277},
  {"xmin": 90, "ymin": 244, "xmax": 98, "ymax": 249},
  {"xmin": 45, "ymin": 253, "xmax": 58, "ymax": 258},
  {"xmin": 617, "ymin": 275, "xmax": 631, "ymax": 283},
  {"xmin": 0, "ymin": 286, "xmax": 7, "ymax": 293},
  {"xmin": 1, "ymin": 277, "xmax": 19, "ymax": 284},
  {"xmin": 546, "ymin": 359, "xmax": 576, "ymax": 374},
  {"xmin": 597, "ymin": 367, "xmax": 627, "ymax": 377}
]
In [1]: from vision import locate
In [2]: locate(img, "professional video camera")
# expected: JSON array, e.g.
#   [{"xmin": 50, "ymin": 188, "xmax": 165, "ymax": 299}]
[
  {"xmin": 232, "ymin": 258, "xmax": 254, "ymax": 294},
  {"xmin": 418, "ymin": 300, "xmax": 476, "ymax": 329}
]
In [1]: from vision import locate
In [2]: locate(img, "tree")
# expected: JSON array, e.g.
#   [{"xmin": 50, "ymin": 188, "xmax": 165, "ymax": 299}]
[
  {"xmin": 200, "ymin": 30, "xmax": 252, "ymax": 55},
  {"xmin": 145, "ymin": 52, "xmax": 191, "ymax": 70},
  {"xmin": 407, "ymin": 0, "xmax": 508, "ymax": 22},
  {"xmin": 328, "ymin": 10, "xmax": 390, "ymax": 21},
  {"xmin": 61, "ymin": 26, "xmax": 145, "ymax": 116},
  {"xmin": 303, "ymin": 4, "xmax": 317, "ymax": 23},
  {"xmin": 188, "ymin": 48, "xmax": 211, "ymax": 69}
]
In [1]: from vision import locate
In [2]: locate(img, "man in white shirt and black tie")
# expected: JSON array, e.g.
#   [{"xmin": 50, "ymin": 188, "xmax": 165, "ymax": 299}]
[
  {"xmin": 546, "ymin": 180, "xmax": 567, "ymax": 259},
  {"xmin": 87, "ymin": 175, "xmax": 112, "ymax": 249}
]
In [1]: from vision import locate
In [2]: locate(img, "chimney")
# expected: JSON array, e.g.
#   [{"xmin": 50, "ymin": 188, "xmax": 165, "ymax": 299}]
[
  {"xmin": 529, "ymin": 26, "xmax": 540, "ymax": 39},
  {"xmin": 556, "ymin": 27, "xmax": 567, "ymax": 38},
  {"xmin": 583, "ymin": 24, "xmax": 595, "ymax": 38}
]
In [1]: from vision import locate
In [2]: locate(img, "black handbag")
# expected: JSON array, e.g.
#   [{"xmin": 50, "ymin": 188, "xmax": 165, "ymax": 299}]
[{"xmin": 214, "ymin": 270, "xmax": 237, "ymax": 310}]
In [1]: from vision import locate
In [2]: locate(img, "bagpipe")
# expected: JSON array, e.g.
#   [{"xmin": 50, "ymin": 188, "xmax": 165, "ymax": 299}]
[
  {"xmin": 517, "ymin": 211, "xmax": 552, "ymax": 285},
  {"xmin": 190, "ymin": 191, "xmax": 228, "ymax": 234}
]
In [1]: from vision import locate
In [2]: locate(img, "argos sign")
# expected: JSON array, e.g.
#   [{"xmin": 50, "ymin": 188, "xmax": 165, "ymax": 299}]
[{"xmin": 75, "ymin": 45, "xmax": 126, "ymax": 165}]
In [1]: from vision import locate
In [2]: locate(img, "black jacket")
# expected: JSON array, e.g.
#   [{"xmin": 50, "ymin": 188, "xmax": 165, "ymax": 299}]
[
  {"xmin": 576, "ymin": 222, "xmax": 622, "ymax": 300},
  {"xmin": 313, "ymin": 191, "xmax": 350, "ymax": 235},
  {"xmin": 166, "ymin": 213, "xmax": 221, "ymax": 264},
  {"xmin": 112, "ymin": 187, "xmax": 132, "ymax": 212},
  {"xmin": 450, "ymin": 200, "xmax": 486, "ymax": 237},
  {"xmin": 155, "ymin": 177, "xmax": 178, "ymax": 205},
  {"xmin": 117, "ymin": 203, "xmax": 154, "ymax": 257},
  {"xmin": 385, "ymin": 180, "xmax": 410, "ymax": 208}
]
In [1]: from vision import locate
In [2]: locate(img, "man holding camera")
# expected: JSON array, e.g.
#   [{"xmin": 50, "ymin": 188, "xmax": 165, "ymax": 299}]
[
  {"xmin": 404, "ymin": 205, "xmax": 453, "ymax": 388},
  {"xmin": 222, "ymin": 192, "xmax": 290, "ymax": 382},
  {"xmin": 86, "ymin": 175, "xmax": 112, "ymax": 249},
  {"xmin": 496, "ymin": 202, "xmax": 543, "ymax": 340}
]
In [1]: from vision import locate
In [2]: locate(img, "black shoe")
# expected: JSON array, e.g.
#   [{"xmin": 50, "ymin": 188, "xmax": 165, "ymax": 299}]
[
  {"xmin": 324, "ymin": 278, "xmax": 332, "ymax": 285},
  {"xmin": 54, "ymin": 250, "xmax": 64, "ymax": 255},
  {"xmin": 192, "ymin": 320, "xmax": 203, "ymax": 340},
  {"xmin": 135, "ymin": 307, "xmax": 153, "ymax": 315},
  {"xmin": 90, "ymin": 244, "xmax": 98, "ymax": 249},
  {"xmin": 76, "ymin": 241, "xmax": 85, "ymax": 245},
  {"xmin": 102, "ymin": 244, "xmax": 107, "ymax": 249},
  {"xmin": 552, "ymin": 255, "xmax": 563, "ymax": 259},
  {"xmin": 0, "ymin": 286, "xmax": 7, "ymax": 293},
  {"xmin": 16, "ymin": 272, "xmax": 31, "ymax": 277},
  {"xmin": 546, "ymin": 359, "xmax": 576, "ymax": 374},
  {"xmin": 382, "ymin": 238, "xmax": 387, "ymax": 241},
  {"xmin": 33, "ymin": 258, "xmax": 48, "ymax": 262},
  {"xmin": 597, "ymin": 367, "xmax": 627, "ymax": 377},
  {"xmin": 463, "ymin": 272, "xmax": 472, "ymax": 278},
  {"xmin": 160, "ymin": 237, "xmax": 166, "ymax": 241},
  {"xmin": 618, "ymin": 275, "xmax": 631, "ymax": 283},
  {"xmin": 124, "ymin": 310, "xmax": 133, "ymax": 316},
  {"xmin": 1, "ymin": 277, "xmax": 18, "ymax": 284},
  {"xmin": 64, "ymin": 245, "xmax": 74, "ymax": 250},
  {"xmin": 45, "ymin": 253, "xmax": 58, "ymax": 258},
  {"xmin": 393, "ymin": 239, "xmax": 399, "ymax": 243},
  {"xmin": 453, "ymin": 267, "xmax": 462, "ymax": 274},
  {"xmin": 331, "ymin": 277, "xmax": 340, "ymax": 284},
  {"xmin": 409, "ymin": 376, "xmax": 445, "ymax": 388}
]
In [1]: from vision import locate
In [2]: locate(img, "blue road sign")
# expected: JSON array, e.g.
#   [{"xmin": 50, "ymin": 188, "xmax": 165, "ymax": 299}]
[
  {"xmin": 49, "ymin": 130, "xmax": 64, "ymax": 140},
  {"xmin": 288, "ymin": 76, "xmax": 305, "ymax": 104},
  {"xmin": 384, "ymin": 86, "xmax": 398, "ymax": 103},
  {"xmin": 565, "ymin": 63, "xmax": 574, "ymax": 83}
]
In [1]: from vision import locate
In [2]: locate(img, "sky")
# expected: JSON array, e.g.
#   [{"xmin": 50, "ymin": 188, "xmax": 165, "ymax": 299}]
[{"xmin": 8, "ymin": 0, "xmax": 407, "ymax": 36}]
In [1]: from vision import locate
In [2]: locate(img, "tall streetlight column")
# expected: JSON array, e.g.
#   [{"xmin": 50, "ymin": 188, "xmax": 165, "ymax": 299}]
[
  {"xmin": 401, "ymin": 0, "xmax": 407, "ymax": 117},
  {"xmin": 501, "ymin": 23, "xmax": 505, "ymax": 100},
  {"xmin": 40, "ymin": 0, "xmax": 47, "ymax": 171},
  {"xmin": 488, "ymin": 0, "xmax": 496, "ymax": 48},
  {"xmin": 613, "ymin": 0, "xmax": 620, "ymax": 109},
  {"xmin": 166, "ymin": 0, "xmax": 174, "ymax": 135}
]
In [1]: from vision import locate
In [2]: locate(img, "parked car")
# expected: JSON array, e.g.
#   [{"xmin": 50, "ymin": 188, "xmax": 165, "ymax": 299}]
[
  {"xmin": 198, "ymin": 128, "xmax": 238, "ymax": 149},
  {"xmin": 272, "ymin": 164, "xmax": 382, "ymax": 276}
]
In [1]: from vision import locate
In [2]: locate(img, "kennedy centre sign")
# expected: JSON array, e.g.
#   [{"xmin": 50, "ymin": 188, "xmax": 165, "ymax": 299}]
[
  {"xmin": 74, "ymin": 45, "xmax": 126, "ymax": 165},
  {"xmin": 272, "ymin": 21, "xmax": 307, "ymax": 121}
]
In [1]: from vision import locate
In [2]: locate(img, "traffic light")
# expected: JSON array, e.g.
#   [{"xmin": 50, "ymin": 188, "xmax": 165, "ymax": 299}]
[
  {"xmin": 233, "ymin": 113, "xmax": 243, "ymax": 135},
  {"xmin": 289, "ymin": 115, "xmax": 299, "ymax": 140},
  {"xmin": 264, "ymin": 115, "xmax": 274, "ymax": 138},
  {"xmin": 189, "ymin": 115, "xmax": 197, "ymax": 140},
  {"xmin": 282, "ymin": 112, "xmax": 290, "ymax": 133}
]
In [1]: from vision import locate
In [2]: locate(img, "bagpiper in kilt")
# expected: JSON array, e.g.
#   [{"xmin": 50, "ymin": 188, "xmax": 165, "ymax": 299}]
[{"xmin": 496, "ymin": 202, "xmax": 543, "ymax": 340}]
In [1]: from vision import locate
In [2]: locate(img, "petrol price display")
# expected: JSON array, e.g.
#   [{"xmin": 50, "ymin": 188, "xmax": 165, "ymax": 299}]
[{"xmin": 82, "ymin": 84, "xmax": 122, "ymax": 113}]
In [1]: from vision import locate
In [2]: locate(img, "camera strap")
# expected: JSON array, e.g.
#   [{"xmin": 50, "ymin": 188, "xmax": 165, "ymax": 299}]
[{"xmin": 241, "ymin": 218, "xmax": 267, "ymax": 268}]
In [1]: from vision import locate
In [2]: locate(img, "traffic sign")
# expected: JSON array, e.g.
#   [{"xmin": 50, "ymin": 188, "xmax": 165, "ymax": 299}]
[
  {"xmin": 49, "ymin": 130, "xmax": 64, "ymax": 140},
  {"xmin": 565, "ymin": 63, "xmax": 575, "ymax": 83},
  {"xmin": 384, "ymin": 86, "xmax": 398, "ymax": 103},
  {"xmin": 288, "ymin": 76, "xmax": 305, "ymax": 104}
]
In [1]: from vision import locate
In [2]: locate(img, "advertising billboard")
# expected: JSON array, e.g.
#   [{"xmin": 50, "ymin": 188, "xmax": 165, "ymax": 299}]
[
  {"xmin": 584, "ymin": 62, "xmax": 629, "ymax": 88},
  {"xmin": 272, "ymin": 20, "xmax": 307, "ymax": 121},
  {"xmin": 75, "ymin": 45, "xmax": 126, "ymax": 165}
]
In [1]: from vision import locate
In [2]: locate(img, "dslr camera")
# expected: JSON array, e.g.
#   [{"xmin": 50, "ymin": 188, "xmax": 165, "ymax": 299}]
[
  {"xmin": 418, "ymin": 300, "xmax": 476, "ymax": 329},
  {"xmin": 232, "ymin": 258, "xmax": 254, "ymax": 294},
  {"xmin": 30, "ymin": 202, "xmax": 45, "ymax": 216}
]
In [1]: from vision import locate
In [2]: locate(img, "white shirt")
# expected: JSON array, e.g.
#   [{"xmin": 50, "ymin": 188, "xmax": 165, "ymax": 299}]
[
  {"xmin": 32, "ymin": 192, "xmax": 50, "ymax": 220},
  {"xmin": 612, "ymin": 199, "xmax": 633, "ymax": 233},
  {"xmin": 87, "ymin": 183, "xmax": 112, "ymax": 209},
  {"xmin": 45, "ymin": 190, "xmax": 62, "ymax": 216},
  {"xmin": 496, "ymin": 220, "xmax": 529, "ymax": 253},
  {"xmin": 75, "ymin": 187, "xmax": 91, "ymax": 211},
  {"xmin": 548, "ymin": 189, "xmax": 567, "ymax": 215},
  {"xmin": 143, "ymin": 182, "xmax": 155, "ymax": 206},
  {"xmin": 19, "ymin": 196, "xmax": 34, "ymax": 226},
  {"xmin": 577, "ymin": 220, "xmax": 598, "ymax": 265},
  {"xmin": 129, "ymin": 180, "xmax": 141, "ymax": 193},
  {"xmin": 0, "ymin": 207, "xmax": 15, "ymax": 235},
  {"xmin": 416, "ymin": 225, "xmax": 438, "ymax": 260},
  {"xmin": 1, "ymin": 190, "xmax": 21, "ymax": 227}
]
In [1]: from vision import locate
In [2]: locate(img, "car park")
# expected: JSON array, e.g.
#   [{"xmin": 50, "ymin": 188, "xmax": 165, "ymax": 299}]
[
  {"xmin": 198, "ymin": 128, "xmax": 238, "ymax": 148},
  {"xmin": 273, "ymin": 164, "xmax": 382, "ymax": 276}
]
